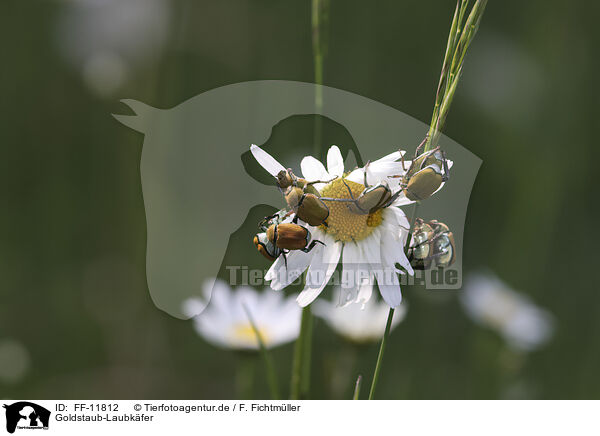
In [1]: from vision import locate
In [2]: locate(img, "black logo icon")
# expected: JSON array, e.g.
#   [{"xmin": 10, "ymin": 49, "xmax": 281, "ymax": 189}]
[{"xmin": 3, "ymin": 402, "xmax": 50, "ymax": 434}]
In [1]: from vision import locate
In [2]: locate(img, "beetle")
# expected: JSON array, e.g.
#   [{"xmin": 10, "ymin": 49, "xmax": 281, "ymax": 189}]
[
  {"xmin": 258, "ymin": 208, "xmax": 290, "ymax": 232},
  {"xmin": 429, "ymin": 220, "xmax": 455, "ymax": 268},
  {"xmin": 393, "ymin": 138, "xmax": 450, "ymax": 202},
  {"xmin": 266, "ymin": 222, "xmax": 324, "ymax": 253},
  {"xmin": 249, "ymin": 146, "xmax": 339, "ymax": 226},
  {"xmin": 314, "ymin": 162, "xmax": 397, "ymax": 215},
  {"xmin": 253, "ymin": 222, "xmax": 324, "ymax": 263},
  {"xmin": 282, "ymin": 181, "xmax": 332, "ymax": 227},
  {"xmin": 253, "ymin": 232, "xmax": 283, "ymax": 261},
  {"xmin": 272, "ymin": 166, "xmax": 335, "ymax": 227},
  {"xmin": 407, "ymin": 218, "xmax": 456, "ymax": 269}
]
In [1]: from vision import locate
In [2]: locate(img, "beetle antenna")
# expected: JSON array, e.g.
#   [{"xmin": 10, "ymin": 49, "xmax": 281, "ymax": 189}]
[
  {"xmin": 342, "ymin": 179, "xmax": 356, "ymax": 200},
  {"xmin": 307, "ymin": 176, "xmax": 338, "ymax": 186},
  {"xmin": 319, "ymin": 197, "xmax": 355, "ymax": 203}
]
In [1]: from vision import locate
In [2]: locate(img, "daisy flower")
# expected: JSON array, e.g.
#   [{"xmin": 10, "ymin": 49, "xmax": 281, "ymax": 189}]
[
  {"xmin": 313, "ymin": 290, "xmax": 408, "ymax": 344},
  {"xmin": 182, "ymin": 279, "xmax": 301, "ymax": 350},
  {"xmin": 251, "ymin": 144, "xmax": 415, "ymax": 308},
  {"xmin": 460, "ymin": 272, "xmax": 555, "ymax": 352}
]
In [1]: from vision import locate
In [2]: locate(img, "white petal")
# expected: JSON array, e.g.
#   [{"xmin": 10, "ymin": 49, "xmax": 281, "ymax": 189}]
[
  {"xmin": 327, "ymin": 146, "xmax": 345, "ymax": 178},
  {"xmin": 356, "ymin": 271, "xmax": 374, "ymax": 308},
  {"xmin": 373, "ymin": 150, "xmax": 407, "ymax": 163},
  {"xmin": 361, "ymin": 231, "xmax": 382, "ymax": 265},
  {"xmin": 267, "ymin": 250, "xmax": 314, "ymax": 291},
  {"xmin": 345, "ymin": 168, "xmax": 364, "ymax": 184},
  {"xmin": 386, "ymin": 207, "xmax": 410, "ymax": 232},
  {"xmin": 367, "ymin": 161, "xmax": 408, "ymax": 179},
  {"xmin": 338, "ymin": 243, "xmax": 361, "ymax": 306},
  {"xmin": 250, "ymin": 144, "xmax": 285, "ymax": 177},
  {"xmin": 301, "ymin": 156, "xmax": 329, "ymax": 182},
  {"xmin": 297, "ymin": 239, "xmax": 342, "ymax": 307},
  {"xmin": 381, "ymin": 232, "xmax": 414, "ymax": 276},
  {"xmin": 204, "ymin": 279, "xmax": 233, "ymax": 314},
  {"xmin": 376, "ymin": 269, "xmax": 402, "ymax": 307},
  {"xmin": 392, "ymin": 191, "xmax": 416, "ymax": 206},
  {"xmin": 182, "ymin": 298, "xmax": 206, "ymax": 318}
]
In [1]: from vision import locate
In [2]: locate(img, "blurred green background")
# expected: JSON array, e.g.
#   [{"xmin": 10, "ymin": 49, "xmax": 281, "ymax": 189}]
[{"xmin": 1, "ymin": 0, "xmax": 598, "ymax": 399}]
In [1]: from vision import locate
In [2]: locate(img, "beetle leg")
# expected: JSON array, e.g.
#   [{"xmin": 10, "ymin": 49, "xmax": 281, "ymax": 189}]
[
  {"xmin": 301, "ymin": 239, "xmax": 325, "ymax": 253},
  {"xmin": 259, "ymin": 212, "xmax": 280, "ymax": 229},
  {"xmin": 400, "ymin": 152, "xmax": 407, "ymax": 172},
  {"xmin": 319, "ymin": 197, "xmax": 356, "ymax": 203},
  {"xmin": 440, "ymin": 149, "xmax": 450, "ymax": 182},
  {"xmin": 306, "ymin": 176, "xmax": 338, "ymax": 186},
  {"xmin": 363, "ymin": 161, "xmax": 372, "ymax": 186},
  {"xmin": 282, "ymin": 251, "xmax": 288, "ymax": 269},
  {"xmin": 380, "ymin": 189, "xmax": 402, "ymax": 209},
  {"xmin": 414, "ymin": 135, "xmax": 428, "ymax": 158}
]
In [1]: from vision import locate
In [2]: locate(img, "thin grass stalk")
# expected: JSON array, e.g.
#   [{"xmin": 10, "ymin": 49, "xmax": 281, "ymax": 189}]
[
  {"xmin": 290, "ymin": 0, "xmax": 330, "ymax": 400},
  {"xmin": 368, "ymin": 308, "xmax": 395, "ymax": 400},
  {"xmin": 353, "ymin": 375, "xmax": 363, "ymax": 400},
  {"xmin": 300, "ymin": 305, "xmax": 313, "ymax": 398},
  {"xmin": 426, "ymin": 0, "xmax": 488, "ymax": 151},
  {"xmin": 312, "ymin": 0, "xmax": 330, "ymax": 158},
  {"xmin": 236, "ymin": 353, "xmax": 256, "ymax": 400},
  {"xmin": 368, "ymin": 203, "xmax": 419, "ymax": 400},
  {"xmin": 242, "ymin": 304, "xmax": 280, "ymax": 400},
  {"xmin": 290, "ymin": 305, "xmax": 312, "ymax": 399}
]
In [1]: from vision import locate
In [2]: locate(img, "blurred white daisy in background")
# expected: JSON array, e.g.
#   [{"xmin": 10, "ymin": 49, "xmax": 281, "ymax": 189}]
[
  {"xmin": 313, "ymin": 290, "xmax": 408, "ymax": 344},
  {"xmin": 461, "ymin": 272, "xmax": 555, "ymax": 352},
  {"xmin": 182, "ymin": 279, "xmax": 301, "ymax": 351},
  {"xmin": 0, "ymin": 339, "xmax": 31, "ymax": 384},
  {"xmin": 251, "ymin": 144, "xmax": 414, "ymax": 309},
  {"xmin": 55, "ymin": 0, "xmax": 170, "ymax": 97}
]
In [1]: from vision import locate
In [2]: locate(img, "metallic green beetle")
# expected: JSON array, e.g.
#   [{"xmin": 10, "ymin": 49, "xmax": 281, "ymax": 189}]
[
  {"xmin": 396, "ymin": 145, "xmax": 450, "ymax": 202},
  {"xmin": 407, "ymin": 218, "xmax": 456, "ymax": 269}
]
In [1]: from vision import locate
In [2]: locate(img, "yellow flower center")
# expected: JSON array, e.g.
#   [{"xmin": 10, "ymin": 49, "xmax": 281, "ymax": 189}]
[
  {"xmin": 231, "ymin": 324, "xmax": 270, "ymax": 346},
  {"xmin": 319, "ymin": 178, "xmax": 383, "ymax": 242}
]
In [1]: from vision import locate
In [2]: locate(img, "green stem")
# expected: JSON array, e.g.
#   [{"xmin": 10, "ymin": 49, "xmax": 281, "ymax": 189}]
[
  {"xmin": 236, "ymin": 353, "xmax": 256, "ymax": 400},
  {"xmin": 312, "ymin": 0, "xmax": 330, "ymax": 158},
  {"xmin": 368, "ymin": 202, "xmax": 420, "ymax": 400},
  {"xmin": 405, "ymin": 202, "xmax": 420, "ymax": 252},
  {"xmin": 290, "ymin": 305, "xmax": 313, "ymax": 399},
  {"xmin": 243, "ymin": 304, "xmax": 280, "ymax": 400},
  {"xmin": 368, "ymin": 308, "xmax": 395, "ymax": 400},
  {"xmin": 353, "ymin": 375, "xmax": 362, "ymax": 400},
  {"xmin": 300, "ymin": 305, "xmax": 313, "ymax": 397}
]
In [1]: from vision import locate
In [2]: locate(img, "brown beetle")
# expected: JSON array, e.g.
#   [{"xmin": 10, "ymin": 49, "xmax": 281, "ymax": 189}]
[
  {"xmin": 266, "ymin": 222, "xmax": 324, "ymax": 253},
  {"xmin": 276, "ymin": 168, "xmax": 334, "ymax": 226},
  {"xmin": 254, "ymin": 222, "xmax": 324, "ymax": 263},
  {"xmin": 253, "ymin": 232, "xmax": 283, "ymax": 261},
  {"xmin": 338, "ymin": 175, "xmax": 395, "ymax": 215}
]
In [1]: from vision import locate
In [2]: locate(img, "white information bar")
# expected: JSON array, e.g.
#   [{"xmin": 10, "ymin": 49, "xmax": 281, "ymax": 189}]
[{"xmin": 1, "ymin": 400, "xmax": 596, "ymax": 436}]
